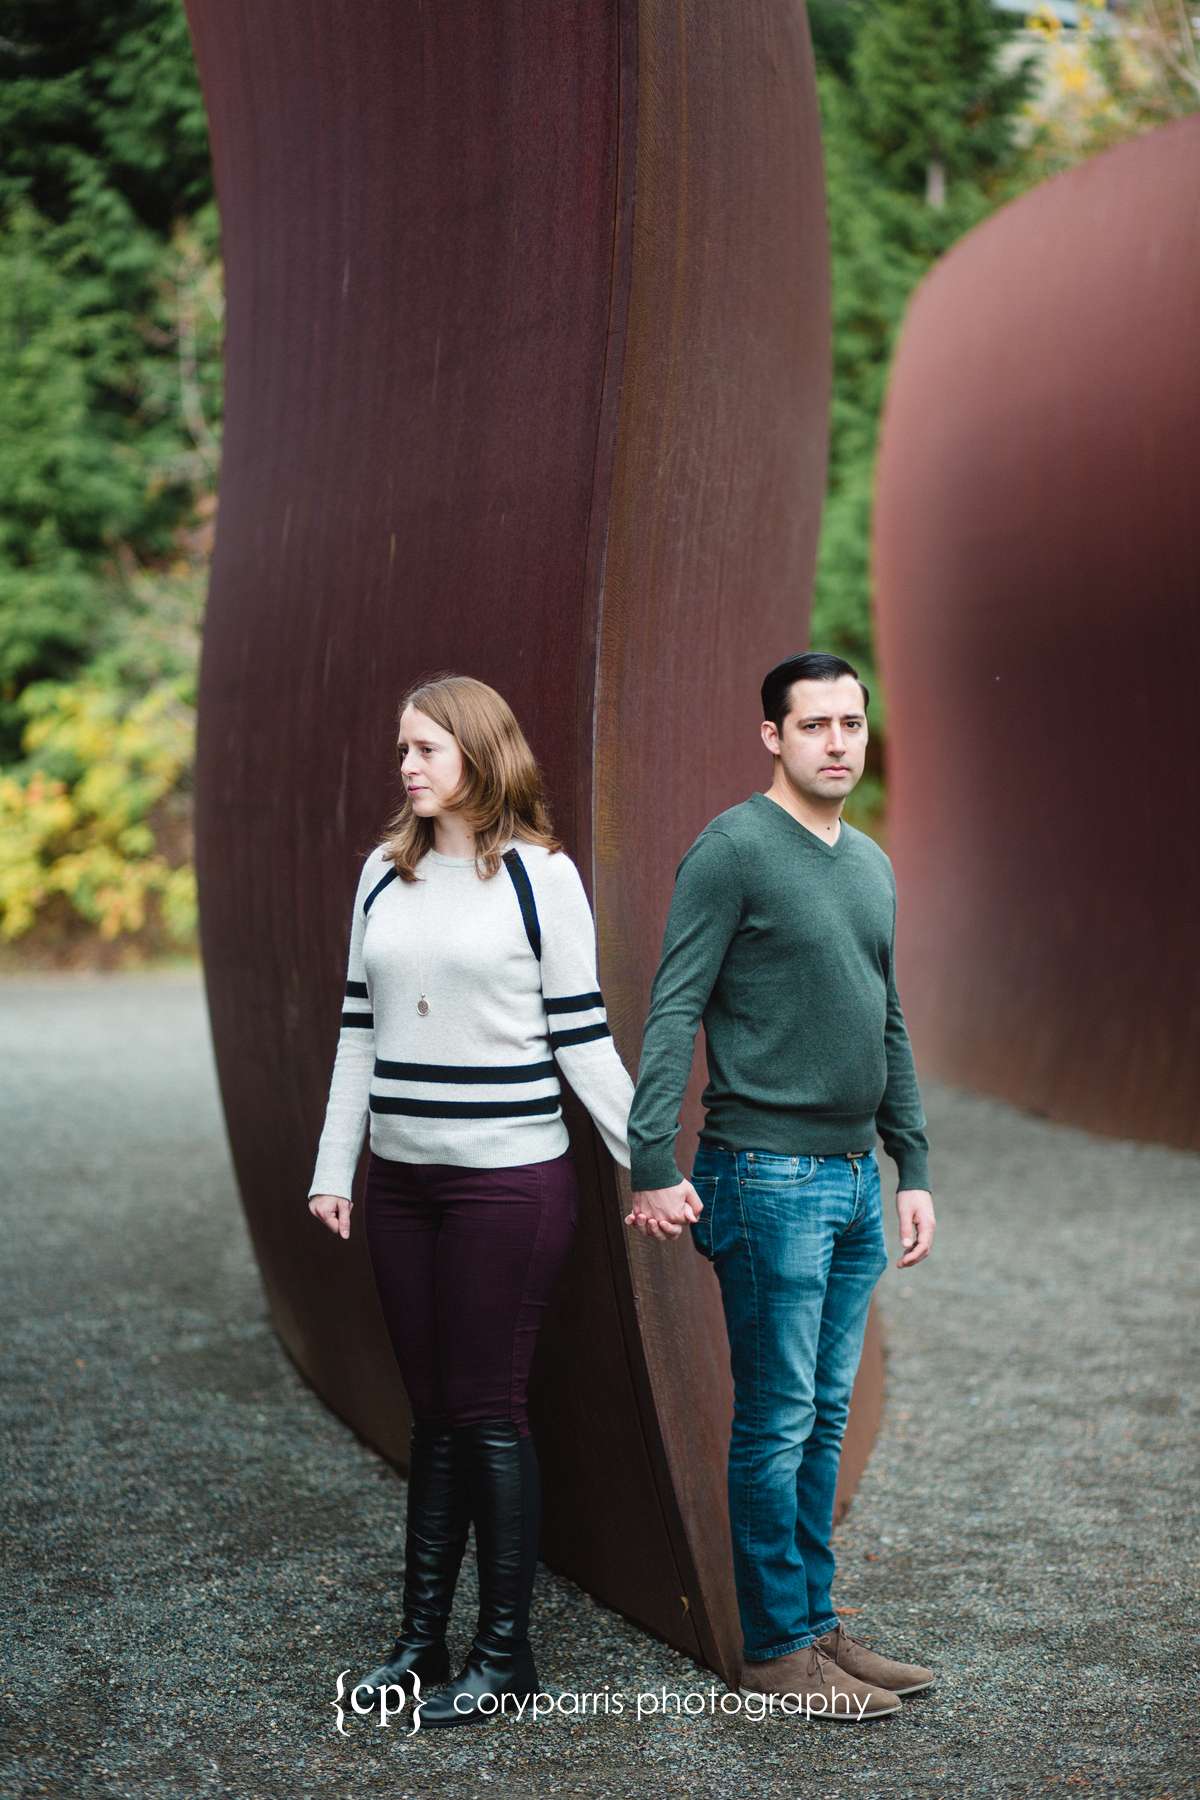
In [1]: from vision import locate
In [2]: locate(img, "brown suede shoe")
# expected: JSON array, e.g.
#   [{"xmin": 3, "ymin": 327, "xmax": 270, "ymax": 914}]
[
  {"xmin": 739, "ymin": 1642, "xmax": 900, "ymax": 1720},
  {"xmin": 812, "ymin": 1622, "xmax": 935, "ymax": 1696}
]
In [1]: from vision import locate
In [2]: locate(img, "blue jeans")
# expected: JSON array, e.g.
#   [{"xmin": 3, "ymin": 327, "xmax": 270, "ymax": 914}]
[{"xmin": 689, "ymin": 1141, "xmax": 890, "ymax": 1661}]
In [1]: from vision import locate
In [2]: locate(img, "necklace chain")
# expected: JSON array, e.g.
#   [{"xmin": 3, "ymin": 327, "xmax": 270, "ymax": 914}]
[{"xmin": 416, "ymin": 869, "xmax": 430, "ymax": 1015}]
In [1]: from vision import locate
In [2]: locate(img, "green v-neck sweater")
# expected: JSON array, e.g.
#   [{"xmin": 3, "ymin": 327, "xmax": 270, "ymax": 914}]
[{"xmin": 628, "ymin": 791, "xmax": 930, "ymax": 1193}]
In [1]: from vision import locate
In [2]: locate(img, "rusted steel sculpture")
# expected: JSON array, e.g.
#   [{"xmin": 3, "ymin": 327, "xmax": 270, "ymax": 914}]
[
  {"xmin": 186, "ymin": 0, "xmax": 851, "ymax": 1681},
  {"xmin": 875, "ymin": 118, "xmax": 1200, "ymax": 1155}
]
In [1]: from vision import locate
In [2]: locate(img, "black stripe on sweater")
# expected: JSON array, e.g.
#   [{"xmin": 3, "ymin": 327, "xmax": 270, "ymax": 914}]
[
  {"xmin": 370, "ymin": 1094, "xmax": 562, "ymax": 1120},
  {"xmin": 374, "ymin": 1058, "xmax": 557, "ymax": 1086},
  {"xmin": 345, "ymin": 979, "xmax": 369, "ymax": 998},
  {"xmin": 502, "ymin": 849, "xmax": 541, "ymax": 959},
  {"xmin": 543, "ymin": 990, "xmax": 604, "ymax": 1015},
  {"xmin": 547, "ymin": 1022, "xmax": 613, "ymax": 1049},
  {"xmin": 363, "ymin": 865, "xmax": 398, "ymax": 915},
  {"xmin": 341, "ymin": 1011, "xmax": 374, "ymax": 1029}
]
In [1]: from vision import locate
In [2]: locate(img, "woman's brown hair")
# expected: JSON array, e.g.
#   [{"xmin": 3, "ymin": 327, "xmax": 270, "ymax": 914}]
[{"xmin": 380, "ymin": 673, "xmax": 562, "ymax": 881}]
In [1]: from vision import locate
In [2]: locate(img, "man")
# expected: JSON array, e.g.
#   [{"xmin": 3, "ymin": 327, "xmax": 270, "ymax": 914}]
[{"xmin": 626, "ymin": 651, "xmax": 937, "ymax": 1723}]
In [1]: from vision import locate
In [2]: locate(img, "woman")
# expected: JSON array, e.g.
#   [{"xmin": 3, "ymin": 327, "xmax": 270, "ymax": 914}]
[{"xmin": 307, "ymin": 673, "xmax": 635, "ymax": 1728}]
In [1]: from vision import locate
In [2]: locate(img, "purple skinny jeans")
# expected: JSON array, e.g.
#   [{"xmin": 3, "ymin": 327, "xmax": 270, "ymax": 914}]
[{"xmin": 362, "ymin": 1148, "xmax": 579, "ymax": 1437}]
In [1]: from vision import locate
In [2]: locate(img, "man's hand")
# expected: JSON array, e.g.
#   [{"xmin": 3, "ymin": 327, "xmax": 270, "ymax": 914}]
[
  {"xmin": 896, "ymin": 1188, "xmax": 935, "ymax": 1267},
  {"xmin": 624, "ymin": 1180, "xmax": 703, "ymax": 1242},
  {"xmin": 308, "ymin": 1193, "xmax": 353, "ymax": 1239}
]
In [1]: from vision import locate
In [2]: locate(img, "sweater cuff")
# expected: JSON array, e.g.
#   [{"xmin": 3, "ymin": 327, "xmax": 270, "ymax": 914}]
[
  {"xmin": 308, "ymin": 1170, "xmax": 355, "ymax": 1203},
  {"xmin": 629, "ymin": 1146, "xmax": 686, "ymax": 1193},
  {"xmin": 891, "ymin": 1145, "xmax": 930, "ymax": 1191}
]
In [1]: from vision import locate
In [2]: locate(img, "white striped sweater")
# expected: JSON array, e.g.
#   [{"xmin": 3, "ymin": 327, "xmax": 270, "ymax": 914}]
[{"xmin": 307, "ymin": 838, "xmax": 635, "ymax": 1198}]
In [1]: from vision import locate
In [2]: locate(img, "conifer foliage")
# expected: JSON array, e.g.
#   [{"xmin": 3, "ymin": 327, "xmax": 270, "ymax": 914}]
[{"xmin": 0, "ymin": 0, "xmax": 219, "ymax": 961}]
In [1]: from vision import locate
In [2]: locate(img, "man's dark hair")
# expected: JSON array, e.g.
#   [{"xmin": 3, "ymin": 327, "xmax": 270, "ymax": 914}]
[{"xmin": 760, "ymin": 651, "xmax": 870, "ymax": 732}]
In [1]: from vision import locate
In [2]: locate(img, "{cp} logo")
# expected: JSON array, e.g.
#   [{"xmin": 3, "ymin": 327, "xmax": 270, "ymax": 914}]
[{"xmin": 333, "ymin": 1668, "xmax": 426, "ymax": 1735}]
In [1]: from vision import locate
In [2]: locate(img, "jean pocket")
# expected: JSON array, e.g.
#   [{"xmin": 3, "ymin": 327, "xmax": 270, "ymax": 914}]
[
  {"xmin": 741, "ymin": 1151, "xmax": 819, "ymax": 1188},
  {"xmin": 687, "ymin": 1173, "xmax": 719, "ymax": 1260}
]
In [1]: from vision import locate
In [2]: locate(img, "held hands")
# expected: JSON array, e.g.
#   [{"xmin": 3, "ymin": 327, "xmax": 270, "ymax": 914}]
[
  {"xmin": 308, "ymin": 1194, "xmax": 353, "ymax": 1240},
  {"xmin": 896, "ymin": 1188, "xmax": 935, "ymax": 1267},
  {"xmin": 624, "ymin": 1180, "xmax": 703, "ymax": 1242}
]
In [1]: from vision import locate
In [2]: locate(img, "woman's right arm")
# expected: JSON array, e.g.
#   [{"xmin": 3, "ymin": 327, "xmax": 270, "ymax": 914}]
[{"xmin": 307, "ymin": 848, "xmax": 383, "ymax": 1223}]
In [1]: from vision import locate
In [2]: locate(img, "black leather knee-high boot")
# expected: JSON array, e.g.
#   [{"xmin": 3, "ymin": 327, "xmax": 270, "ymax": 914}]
[
  {"xmin": 417, "ymin": 1420, "xmax": 540, "ymax": 1727},
  {"xmin": 350, "ymin": 1419, "xmax": 471, "ymax": 1709}
]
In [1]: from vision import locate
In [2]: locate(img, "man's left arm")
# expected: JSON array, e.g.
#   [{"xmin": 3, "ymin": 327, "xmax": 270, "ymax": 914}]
[{"xmin": 878, "ymin": 890, "xmax": 936, "ymax": 1267}]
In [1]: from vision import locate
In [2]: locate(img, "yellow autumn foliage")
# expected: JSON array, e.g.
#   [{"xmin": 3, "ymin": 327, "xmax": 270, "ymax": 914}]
[{"xmin": 0, "ymin": 675, "xmax": 197, "ymax": 953}]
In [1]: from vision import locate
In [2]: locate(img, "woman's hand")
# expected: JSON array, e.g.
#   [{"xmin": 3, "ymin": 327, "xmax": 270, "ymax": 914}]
[
  {"xmin": 624, "ymin": 1180, "xmax": 702, "ymax": 1241},
  {"xmin": 308, "ymin": 1194, "xmax": 354, "ymax": 1239}
]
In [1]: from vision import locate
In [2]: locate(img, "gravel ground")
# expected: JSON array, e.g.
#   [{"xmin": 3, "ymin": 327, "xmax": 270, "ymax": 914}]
[{"xmin": 2, "ymin": 966, "xmax": 1197, "ymax": 1799}]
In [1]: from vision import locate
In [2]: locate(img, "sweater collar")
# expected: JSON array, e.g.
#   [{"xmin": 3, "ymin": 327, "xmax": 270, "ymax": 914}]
[
  {"xmin": 423, "ymin": 835, "xmax": 520, "ymax": 868},
  {"xmin": 750, "ymin": 790, "xmax": 847, "ymax": 858}
]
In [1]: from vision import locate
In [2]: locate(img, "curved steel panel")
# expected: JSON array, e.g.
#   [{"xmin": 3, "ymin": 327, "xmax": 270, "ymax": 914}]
[
  {"xmin": 186, "ymin": 0, "xmax": 842, "ymax": 1683},
  {"xmin": 875, "ymin": 118, "xmax": 1200, "ymax": 1152},
  {"xmin": 585, "ymin": 0, "xmax": 838, "ymax": 1680}
]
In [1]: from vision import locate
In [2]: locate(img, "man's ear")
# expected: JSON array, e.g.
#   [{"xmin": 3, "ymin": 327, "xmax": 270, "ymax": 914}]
[{"xmin": 760, "ymin": 719, "xmax": 780, "ymax": 756}]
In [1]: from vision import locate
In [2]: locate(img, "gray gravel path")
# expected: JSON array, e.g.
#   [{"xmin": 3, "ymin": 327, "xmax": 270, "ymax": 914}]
[{"xmin": 2, "ymin": 967, "xmax": 1197, "ymax": 1798}]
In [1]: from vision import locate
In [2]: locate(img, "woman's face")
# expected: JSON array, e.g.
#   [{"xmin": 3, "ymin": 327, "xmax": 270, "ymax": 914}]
[{"xmin": 398, "ymin": 705, "xmax": 466, "ymax": 819}]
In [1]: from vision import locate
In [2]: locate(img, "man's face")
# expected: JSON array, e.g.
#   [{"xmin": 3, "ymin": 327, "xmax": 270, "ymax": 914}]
[{"xmin": 761, "ymin": 675, "xmax": 868, "ymax": 801}]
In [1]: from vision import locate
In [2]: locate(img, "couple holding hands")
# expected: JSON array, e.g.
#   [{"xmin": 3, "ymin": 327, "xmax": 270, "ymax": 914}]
[{"xmin": 308, "ymin": 654, "xmax": 936, "ymax": 1728}]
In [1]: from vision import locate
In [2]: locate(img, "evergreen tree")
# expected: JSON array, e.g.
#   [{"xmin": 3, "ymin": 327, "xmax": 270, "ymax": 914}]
[
  {"xmin": 808, "ymin": 2, "xmax": 1038, "ymax": 800},
  {"xmin": 0, "ymin": 0, "xmax": 216, "ymax": 955},
  {"xmin": 806, "ymin": 0, "xmax": 868, "ymax": 84},
  {"xmin": 0, "ymin": 0, "xmax": 218, "ymax": 762},
  {"xmin": 850, "ymin": 0, "xmax": 1036, "ymax": 207}
]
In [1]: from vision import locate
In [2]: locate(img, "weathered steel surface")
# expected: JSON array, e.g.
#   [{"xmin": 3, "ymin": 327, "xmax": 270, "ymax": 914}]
[
  {"xmin": 187, "ymin": 0, "xmax": 843, "ymax": 1681},
  {"xmin": 875, "ymin": 119, "xmax": 1200, "ymax": 1153}
]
